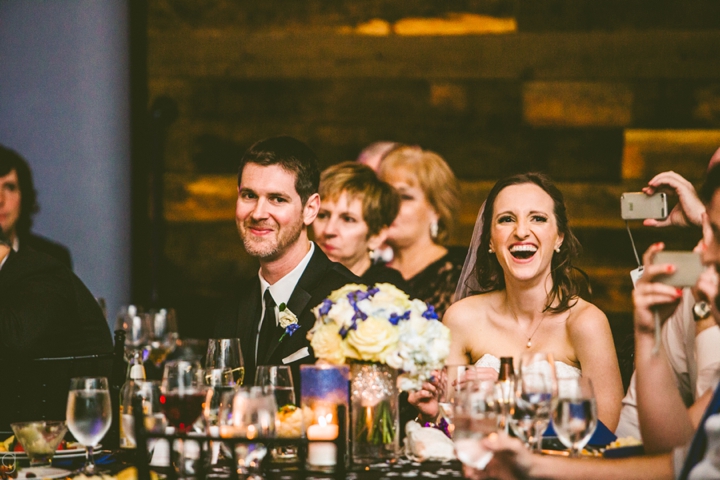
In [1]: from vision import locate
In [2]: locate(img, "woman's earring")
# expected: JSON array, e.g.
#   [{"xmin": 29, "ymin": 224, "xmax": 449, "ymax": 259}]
[
  {"xmin": 488, "ymin": 247, "xmax": 494, "ymax": 254},
  {"xmin": 555, "ymin": 245, "xmax": 561, "ymax": 253},
  {"xmin": 430, "ymin": 220, "xmax": 439, "ymax": 240}
]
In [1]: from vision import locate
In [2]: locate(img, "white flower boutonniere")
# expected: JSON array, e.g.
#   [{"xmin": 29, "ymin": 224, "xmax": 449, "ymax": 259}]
[{"xmin": 278, "ymin": 303, "xmax": 300, "ymax": 342}]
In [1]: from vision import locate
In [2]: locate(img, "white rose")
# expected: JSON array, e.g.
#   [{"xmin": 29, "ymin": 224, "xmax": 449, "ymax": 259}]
[
  {"xmin": 278, "ymin": 309, "xmax": 298, "ymax": 329},
  {"xmin": 309, "ymin": 324, "xmax": 346, "ymax": 365},
  {"xmin": 345, "ymin": 317, "xmax": 399, "ymax": 363}
]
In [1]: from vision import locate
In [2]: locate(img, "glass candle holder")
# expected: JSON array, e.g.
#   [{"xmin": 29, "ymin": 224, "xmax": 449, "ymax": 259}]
[{"xmin": 300, "ymin": 364, "xmax": 349, "ymax": 473}]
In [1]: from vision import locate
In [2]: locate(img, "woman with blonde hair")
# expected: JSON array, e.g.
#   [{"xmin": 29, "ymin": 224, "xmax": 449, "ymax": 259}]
[{"xmin": 378, "ymin": 146, "xmax": 463, "ymax": 319}]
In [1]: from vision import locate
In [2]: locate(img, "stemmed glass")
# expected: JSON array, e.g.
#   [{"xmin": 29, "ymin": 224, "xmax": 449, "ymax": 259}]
[
  {"xmin": 66, "ymin": 377, "xmax": 112, "ymax": 474},
  {"xmin": 510, "ymin": 352, "xmax": 557, "ymax": 452},
  {"xmin": 256, "ymin": 366, "xmax": 298, "ymax": 461},
  {"xmin": 552, "ymin": 377, "xmax": 598, "ymax": 457},
  {"xmin": 206, "ymin": 338, "xmax": 245, "ymax": 387},
  {"xmin": 438, "ymin": 365, "xmax": 478, "ymax": 426},
  {"xmin": 146, "ymin": 308, "xmax": 179, "ymax": 366},
  {"xmin": 161, "ymin": 360, "xmax": 208, "ymax": 476},
  {"xmin": 224, "ymin": 387, "xmax": 277, "ymax": 479},
  {"xmin": 115, "ymin": 305, "xmax": 148, "ymax": 357},
  {"xmin": 453, "ymin": 379, "xmax": 499, "ymax": 471},
  {"xmin": 120, "ymin": 380, "xmax": 167, "ymax": 450}
]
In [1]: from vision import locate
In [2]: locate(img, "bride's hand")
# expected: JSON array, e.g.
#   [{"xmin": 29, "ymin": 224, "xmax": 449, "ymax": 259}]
[{"xmin": 408, "ymin": 380, "xmax": 440, "ymax": 422}]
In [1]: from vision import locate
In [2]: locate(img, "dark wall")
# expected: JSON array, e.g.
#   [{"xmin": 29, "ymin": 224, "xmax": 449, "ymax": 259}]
[{"xmin": 148, "ymin": 1, "xmax": 720, "ymax": 386}]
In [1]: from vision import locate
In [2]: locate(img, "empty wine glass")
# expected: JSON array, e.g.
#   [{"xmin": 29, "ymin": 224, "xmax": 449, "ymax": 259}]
[
  {"xmin": 510, "ymin": 352, "xmax": 557, "ymax": 452},
  {"xmin": 453, "ymin": 379, "xmax": 499, "ymax": 471},
  {"xmin": 438, "ymin": 365, "xmax": 478, "ymax": 428},
  {"xmin": 227, "ymin": 387, "xmax": 277, "ymax": 479},
  {"xmin": 206, "ymin": 338, "xmax": 245, "ymax": 387},
  {"xmin": 146, "ymin": 308, "xmax": 179, "ymax": 366},
  {"xmin": 115, "ymin": 305, "xmax": 148, "ymax": 357},
  {"xmin": 553, "ymin": 377, "xmax": 598, "ymax": 457},
  {"xmin": 66, "ymin": 377, "xmax": 112, "ymax": 474},
  {"xmin": 256, "ymin": 366, "xmax": 298, "ymax": 461}
]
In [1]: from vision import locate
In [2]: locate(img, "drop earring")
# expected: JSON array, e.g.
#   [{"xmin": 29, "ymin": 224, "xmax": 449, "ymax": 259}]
[{"xmin": 430, "ymin": 220, "xmax": 439, "ymax": 240}]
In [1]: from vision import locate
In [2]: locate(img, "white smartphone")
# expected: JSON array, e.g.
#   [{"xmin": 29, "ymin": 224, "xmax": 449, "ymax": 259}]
[
  {"xmin": 653, "ymin": 251, "xmax": 704, "ymax": 288},
  {"xmin": 620, "ymin": 192, "xmax": 668, "ymax": 220}
]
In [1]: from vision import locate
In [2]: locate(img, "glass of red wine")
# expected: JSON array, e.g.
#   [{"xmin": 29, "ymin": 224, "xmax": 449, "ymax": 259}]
[{"xmin": 161, "ymin": 360, "xmax": 208, "ymax": 476}]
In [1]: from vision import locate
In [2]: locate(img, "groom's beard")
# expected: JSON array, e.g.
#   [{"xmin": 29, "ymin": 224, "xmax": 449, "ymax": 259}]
[{"xmin": 240, "ymin": 216, "xmax": 304, "ymax": 260}]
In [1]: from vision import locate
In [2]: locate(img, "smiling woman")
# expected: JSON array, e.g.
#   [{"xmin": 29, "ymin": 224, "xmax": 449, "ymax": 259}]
[
  {"xmin": 313, "ymin": 162, "xmax": 408, "ymax": 291},
  {"xmin": 409, "ymin": 172, "xmax": 624, "ymax": 432}
]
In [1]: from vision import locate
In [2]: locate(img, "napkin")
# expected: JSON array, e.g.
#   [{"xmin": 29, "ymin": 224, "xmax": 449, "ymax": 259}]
[{"xmin": 403, "ymin": 421, "xmax": 456, "ymax": 462}]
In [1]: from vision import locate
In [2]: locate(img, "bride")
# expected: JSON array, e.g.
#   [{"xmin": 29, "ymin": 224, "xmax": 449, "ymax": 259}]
[{"xmin": 412, "ymin": 172, "xmax": 623, "ymax": 431}]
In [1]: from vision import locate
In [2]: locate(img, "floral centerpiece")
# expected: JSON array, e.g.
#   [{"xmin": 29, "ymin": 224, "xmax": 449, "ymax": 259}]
[{"xmin": 307, "ymin": 283, "xmax": 451, "ymax": 463}]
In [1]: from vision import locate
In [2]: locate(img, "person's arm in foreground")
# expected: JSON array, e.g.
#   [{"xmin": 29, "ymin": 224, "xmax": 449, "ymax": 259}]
[
  {"xmin": 634, "ymin": 242, "xmax": 696, "ymax": 453},
  {"xmin": 465, "ymin": 434, "xmax": 673, "ymax": 480}
]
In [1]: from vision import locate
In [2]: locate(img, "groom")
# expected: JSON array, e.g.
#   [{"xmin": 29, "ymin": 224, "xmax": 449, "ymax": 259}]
[{"xmin": 214, "ymin": 136, "xmax": 358, "ymax": 388}]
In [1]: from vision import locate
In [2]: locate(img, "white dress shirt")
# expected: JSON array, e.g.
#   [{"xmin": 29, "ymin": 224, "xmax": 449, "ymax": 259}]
[{"xmin": 255, "ymin": 242, "xmax": 315, "ymax": 361}]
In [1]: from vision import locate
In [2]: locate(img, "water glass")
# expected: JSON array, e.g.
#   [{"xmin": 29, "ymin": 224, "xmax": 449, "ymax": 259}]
[
  {"xmin": 66, "ymin": 377, "xmax": 112, "ymax": 474},
  {"xmin": 438, "ymin": 365, "xmax": 477, "ymax": 427},
  {"xmin": 256, "ymin": 365, "xmax": 298, "ymax": 461},
  {"xmin": 453, "ymin": 379, "xmax": 499, "ymax": 471},
  {"xmin": 510, "ymin": 352, "xmax": 557, "ymax": 452},
  {"xmin": 552, "ymin": 377, "xmax": 598, "ymax": 457}
]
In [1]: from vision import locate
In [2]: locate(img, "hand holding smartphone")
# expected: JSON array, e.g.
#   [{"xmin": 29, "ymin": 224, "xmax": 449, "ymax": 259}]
[
  {"xmin": 621, "ymin": 192, "xmax": 668, "ymax": 220},
  {"xmin": 653, "ymin": 251, "xmax": 704, "ymax": 288}
]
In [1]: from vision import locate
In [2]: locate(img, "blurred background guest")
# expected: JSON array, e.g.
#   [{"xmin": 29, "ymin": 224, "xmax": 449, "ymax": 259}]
[
  {"xmin": 0, "ymin": 145, "xmax": 72, "ymax": 268},
  {"xmin": 313, "ymin": 161, "xmax": 409, "ymax": 290},
  {"xmin": 378, "ymin": 145, "xmax": 463, "ymax": 319},
  {"xmin": 356, "ymin": 141, "xmax": 399, "ymax": 172}
]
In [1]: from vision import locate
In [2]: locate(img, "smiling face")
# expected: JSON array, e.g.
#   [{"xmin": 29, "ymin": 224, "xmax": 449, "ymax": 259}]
[
  {"xmin": 383, "ymin": 170, "xmax": 438, "ymax": 249},
  {"xmin": 489, "ymin": 183, "xmax": 564, "ymax": 284},
  {"xmin": 236, "ymin": 163, "xmax": 318, "ymax": 262},
  {"xmin": 313, "ymin": 191, "xmax": 384, "ymax": 274},
  {"xmin": 0, "ymin": 169, "xmax": 21, "ymax": 240}
]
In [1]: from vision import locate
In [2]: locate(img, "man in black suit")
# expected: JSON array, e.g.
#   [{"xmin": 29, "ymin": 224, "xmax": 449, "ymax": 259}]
[
  {"xmin": 214, "ymin": 136, "xmax": 358, "ymax": 388},
  {"xmin": 0, "ymin": 145, "xmax": 72, "ymax": 269},
  {"xmin": 0, "ymin": 230, "xmax": 112, "ymax": 427}
]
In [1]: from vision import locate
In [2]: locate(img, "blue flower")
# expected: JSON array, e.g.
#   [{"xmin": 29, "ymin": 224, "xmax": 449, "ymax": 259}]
[
  {"xmin": 422, "ymin": 305, "xmax": 439, "ymax": 320},
  {"xmin": 389, "ymin": 310, "xmax": 411, "ymax": 325},
  {"xmin": 318, "ymin": 299, "xmax": 333, "ymax": 316},
  {"xmin": 285, "ymin": 323, "xmax": 301, "ymax": 336}
]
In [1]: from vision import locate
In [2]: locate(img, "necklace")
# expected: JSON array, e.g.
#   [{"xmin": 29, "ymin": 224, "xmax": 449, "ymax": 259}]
[{"xmin": 509, "ymin": 308, "xmax": 548, "ymax": 349}]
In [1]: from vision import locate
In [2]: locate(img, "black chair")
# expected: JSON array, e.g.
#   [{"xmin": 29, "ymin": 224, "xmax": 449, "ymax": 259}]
[{"xmin": 0, "ymin": 331, "xmax": 126, "ymax": 447}]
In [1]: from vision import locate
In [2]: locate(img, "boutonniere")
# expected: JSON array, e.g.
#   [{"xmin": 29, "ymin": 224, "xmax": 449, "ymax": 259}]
[{"xmin": 278, "ymin": 303, "xmax": 300, "ymax": 342}]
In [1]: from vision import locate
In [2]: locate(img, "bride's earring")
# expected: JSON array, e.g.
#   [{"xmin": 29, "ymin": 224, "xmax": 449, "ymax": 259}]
[
  {"xmin": 555, "ymin": 244, "xmax": 561, "ymax": 253},
  {"xmin": 488, "ymin": 246, "xmax": 494, "ymax": 254}
]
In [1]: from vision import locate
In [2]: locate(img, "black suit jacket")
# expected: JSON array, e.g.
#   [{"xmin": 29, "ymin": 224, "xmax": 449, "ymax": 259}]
[
  {"xmin": 19, "ymin": 232, "xmax": 73, "ymax": 270},
  {"xmin": 0, "ymin": 249, "xmax": 112, "ymax": 429},
  {"xmin": 214, "ymin": 245, "xmax": 359, "ymax": 388}
]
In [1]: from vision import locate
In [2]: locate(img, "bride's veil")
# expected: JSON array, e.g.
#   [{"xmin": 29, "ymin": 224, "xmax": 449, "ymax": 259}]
[{"xmin": 454, "ymin": 201, "xmax": 486, "ymax": 302}]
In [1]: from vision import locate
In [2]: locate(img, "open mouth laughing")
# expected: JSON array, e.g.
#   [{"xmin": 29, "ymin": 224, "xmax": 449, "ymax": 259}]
[{"xmin": 509, "ymin": 243, "xmax": 538, "ymax": 260}]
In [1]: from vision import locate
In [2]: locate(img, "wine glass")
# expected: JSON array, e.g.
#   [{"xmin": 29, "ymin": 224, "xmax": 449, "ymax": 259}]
[
  {"xmin": 453, "ymin": 379, "xmax": 499, "ymax": 471},
  {"xmin": 256, "ymin": 366, "xmax": 298, "ymax": 462},
  {"xmin": 552, "ymin": 377, "xmax": 598, "ymax": 457},
  {"xmin": 206, "ymin": 338, "xmax": 245, "ymax": 387},
  {"xmin": 510, "ymin": 352, "xmax": 557, "ymax": 452},
  {"xmin": 120, "ymin": 380, "xmax": 167, "ymax": 450},
  {"xmin": 438, "ymin": 365, "xmax": 477, "ymax": 427},
  {"xmin": 146, "ymin": 308, "xmax": 179, "ymax": 366},
  {"xmin": 227, "ymin": 387, "xmax": 277, "ymax": 479},
  {"xmin": 66, "ymin": 377, "xmax": 112, "ymax": 474},
  {"xmin": 161, "ymin": 360, "xmax": 208, "ymax": 477},
  {"xmin": 115, "ymin": 305, "xmax": 148, "ymax": 356}
]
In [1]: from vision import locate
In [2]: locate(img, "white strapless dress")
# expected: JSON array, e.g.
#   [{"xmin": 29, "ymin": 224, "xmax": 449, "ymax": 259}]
[{"xmin": 475, "ymin": 353, "xmax": 581, "ymax": 380}]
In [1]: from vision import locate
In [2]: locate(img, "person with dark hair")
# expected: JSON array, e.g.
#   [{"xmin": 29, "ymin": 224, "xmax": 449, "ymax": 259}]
[
  {"xmin": 313, "ymin": 161, "xmax": 409, "ymax": 290},
  {"xmin": 0, "ymin": 144, "xmax": 72, "ymax": 268},
  {"xmin": 214, "ymin": 136, "xmax": 358, "ymax": 388},
  {"xmin": 0, "ymin": 228, "xmax": 112, "ymax": 428},
  {"xmin": 410, "ymin": 172, "xmax": 623, "ymax": 431},
  {"xmin": 462, "ymin": 165, "xmax": 720, "ymax": 480}
]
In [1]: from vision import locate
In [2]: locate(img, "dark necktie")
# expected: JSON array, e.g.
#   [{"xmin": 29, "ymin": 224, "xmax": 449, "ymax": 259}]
[
  {"xmin": 678, "ymin": 381, "xmax": 720, "ymax": 479},
  {"xmin": 257, "ymin": 289, "xmax": 277, "ymax": 362}
]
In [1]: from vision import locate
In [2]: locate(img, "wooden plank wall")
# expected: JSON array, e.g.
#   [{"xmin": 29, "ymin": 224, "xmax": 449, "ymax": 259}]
[{"xmin": 148, "ymin": 1, "xmax": 720, "ymax": 383}]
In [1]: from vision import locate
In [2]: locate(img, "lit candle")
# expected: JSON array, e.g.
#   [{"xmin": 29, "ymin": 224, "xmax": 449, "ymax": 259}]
[{"xmin": 306, "ymin": 414, "xmax": 339, "ymax": 466}]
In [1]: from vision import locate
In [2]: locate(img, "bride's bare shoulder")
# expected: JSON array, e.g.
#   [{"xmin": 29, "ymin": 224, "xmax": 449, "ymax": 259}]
[
  {"xmin": 566, "ymin": 298, "xmax": 609, "ymax": 329},
  {"xmin": 443, "ymin": 292, "xmax": 499, "ymax": 328}
]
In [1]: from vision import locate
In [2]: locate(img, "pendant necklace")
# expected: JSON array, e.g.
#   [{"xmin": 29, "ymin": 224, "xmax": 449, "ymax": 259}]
[{"xmin": 510, "ymin": 308, "xmax": 548, "ymax": 349}]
